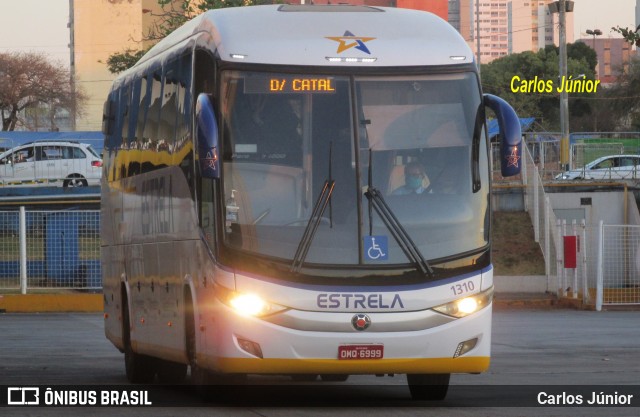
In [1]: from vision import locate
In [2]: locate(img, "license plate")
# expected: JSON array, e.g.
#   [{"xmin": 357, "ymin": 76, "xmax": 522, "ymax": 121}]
[{"xmin": 338, "ymin": 344, "xmax": 384, "ymax": 360}]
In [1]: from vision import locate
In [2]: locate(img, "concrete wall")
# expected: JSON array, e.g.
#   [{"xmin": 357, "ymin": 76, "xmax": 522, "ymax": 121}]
[
  {"xmin": 548, "ymin": 190, "xmax": 636, "ymax": 226},
  {"xmin": 492, "ymin": 187, "xmax": 525, "ymax": 211},
  {"xmin": 547, "ymin": 190, "xmax": 640, "ymax": 291}
]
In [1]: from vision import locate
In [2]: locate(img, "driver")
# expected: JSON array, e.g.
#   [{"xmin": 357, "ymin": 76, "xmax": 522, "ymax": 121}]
[{"xmin": 392, "ymin": 162, "xmax": 430, "ymax": 195}]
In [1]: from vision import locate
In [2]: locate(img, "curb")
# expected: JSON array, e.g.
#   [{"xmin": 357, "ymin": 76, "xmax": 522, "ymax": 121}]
[{"xmin": 0, "ymin": 294, "xmax": 103, "ymax": 313}]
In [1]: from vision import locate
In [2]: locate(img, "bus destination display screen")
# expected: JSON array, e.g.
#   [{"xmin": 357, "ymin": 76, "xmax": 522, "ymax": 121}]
[{"xmin": 244, "ymin": 76, "xmax": 336, "ymax": 94}]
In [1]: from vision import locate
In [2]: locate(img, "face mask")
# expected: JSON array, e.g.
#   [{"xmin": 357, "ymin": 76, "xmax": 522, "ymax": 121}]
[{"xmin": 406, "ymin": 175, "xmax": 422, "ymax": 190}]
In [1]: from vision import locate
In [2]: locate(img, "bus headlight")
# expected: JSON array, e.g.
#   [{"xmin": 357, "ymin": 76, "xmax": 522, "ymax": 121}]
[
  {"xmin": 230, "ymin": 294, "xmax": 268, "ymax": 316},
  {"xmin": 432, "ymin": 287, "xmax": 493, "ymax": 318},
  {"xmin": 216, "ymin": 286, "xmax": 286, "ymax": 317}
]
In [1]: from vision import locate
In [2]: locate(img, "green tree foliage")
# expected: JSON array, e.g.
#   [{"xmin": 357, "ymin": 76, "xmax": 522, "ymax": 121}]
[
  {"xmin": 611, "ymin": 25, "xmax": 640, "ymax": 47},
  {"xmin": 105, "ymin": 0, "xmax": 273, "ymax": 74},
  {"xmin": 480, "ymin": 44, "xmax": 596, "ymax": 131},
  {"xmin": 105, "ymin": 49, "xmax": 146, "ymax": 75},
  {"xmin": 605, "ymin": 56, "xmax": 640, "ymax": 130}
]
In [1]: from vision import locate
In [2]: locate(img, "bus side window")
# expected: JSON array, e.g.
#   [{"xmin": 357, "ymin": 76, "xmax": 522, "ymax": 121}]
[
  {"xmin": 142, "ymin": 72, "xmax": 163, "ymax": 156},
  {"xmin": 190, "ymin": 50, "xmax": 217, "ymax": 203},
  {"xmin": 134, "ymin": 75, "xmax": 149, "ymax": 149},
  {"xmin": 119, "ymin": 85, "xmax": 131, "ymax": 151},
  {"xmin": 158, "ymin": 65, "xmax": 179, "ymax": 153},
  {"xmin": 194, "ymin": 49, "xmax": 216, "ymax": 95}
]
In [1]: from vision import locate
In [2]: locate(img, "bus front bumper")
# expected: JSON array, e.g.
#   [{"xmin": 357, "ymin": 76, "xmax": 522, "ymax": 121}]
[{"xmin": 196, "ymin": 300, "xmax": 492, "ymax": 375}]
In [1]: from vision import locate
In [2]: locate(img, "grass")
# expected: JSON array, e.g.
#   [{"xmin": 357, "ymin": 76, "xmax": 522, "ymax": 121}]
[{"xmin": 492, "ymin": 211, "xmax": 546, "ymax": 276}]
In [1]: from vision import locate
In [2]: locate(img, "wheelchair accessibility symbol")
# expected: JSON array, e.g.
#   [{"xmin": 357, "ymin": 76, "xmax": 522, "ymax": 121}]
[{"xmin": 364, "ymin": 236, "xmax": 388, "ymax": 261}]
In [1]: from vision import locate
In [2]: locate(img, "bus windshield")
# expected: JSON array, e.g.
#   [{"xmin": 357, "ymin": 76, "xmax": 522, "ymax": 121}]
[{"xmin": 217, "ymin": 70, "xmax": 489, "ymax": 274}]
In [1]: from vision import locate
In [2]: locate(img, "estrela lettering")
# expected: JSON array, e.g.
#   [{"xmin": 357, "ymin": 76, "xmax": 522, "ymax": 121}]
[{"xmin": 317, "ymin": 293, "xmax": 405, "ymax": 309}]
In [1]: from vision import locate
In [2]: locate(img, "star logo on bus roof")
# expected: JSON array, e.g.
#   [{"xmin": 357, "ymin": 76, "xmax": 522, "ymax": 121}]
[{"xmin": 326, "ymin": 31, "xmax": 375, "ymax": 55}]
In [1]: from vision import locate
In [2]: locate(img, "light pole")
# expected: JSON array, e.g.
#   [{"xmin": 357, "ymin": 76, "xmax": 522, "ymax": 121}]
[
  {"xmin": 548, "ymin": 0, "xmax": 575, "ymax": 171},
  {"xmin": 586, "ymin": 29, "xmax": 601, "ymax": 131},
  {"xmin": 586, "ymin": 29, "xmax": 602, "ymax": 73}
]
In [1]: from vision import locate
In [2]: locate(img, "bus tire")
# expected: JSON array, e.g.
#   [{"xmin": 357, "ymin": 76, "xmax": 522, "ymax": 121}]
[
  {"xmin": 156, "ymin": 359, "xmax": 187, "ymax": 383},
  {"xmin": 184, "ymin": 292, "xmax": 200, "ymax": 381},
  {"xmin": 406, "ymin": 373, "xmax": 450, "ymax": 401},
  {"xmin": 122, "ymin": 293, "xmax": 156, "ymax": 383}
]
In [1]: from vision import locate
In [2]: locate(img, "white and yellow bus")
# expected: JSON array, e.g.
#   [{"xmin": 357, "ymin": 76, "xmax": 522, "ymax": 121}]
[{"xmin": 101, "ymin": 4, "xmax": 522, "ymax": 400}]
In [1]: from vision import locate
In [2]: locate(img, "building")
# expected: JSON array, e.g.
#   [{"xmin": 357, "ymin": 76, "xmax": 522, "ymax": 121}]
[
  {"xmin": 71, "ymin": 0, "xmax": 172, "ymax": 131},
  {"xmin": 577, "ymin": 37, "xmax": 632, "ymax": 85},
  {"xmin": 455, "ymin": 0, "xmax": 574, "ymax": 64}
]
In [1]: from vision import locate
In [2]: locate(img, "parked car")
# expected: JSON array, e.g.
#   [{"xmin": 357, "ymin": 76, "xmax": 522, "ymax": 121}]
[
  {"xmin": 555, "ymin": 154, "xmax": 640, "ymax": 180},
  {"xmin": 0, "ymin": 141, "xmax": 102, "ymax": 187}
]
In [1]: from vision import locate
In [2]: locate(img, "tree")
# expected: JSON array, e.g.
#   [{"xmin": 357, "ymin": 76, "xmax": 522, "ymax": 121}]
[
  {"xmin": 611, "ymin": 25, "xmax": 640, "ymax": 47},
  {"xmin": 567, "ymin": 42, "xmax": 598, "ymax": 72},
  {"xmin": 0, "ymin": 52, "xmax": 87, "ymax": 131},
  {"xmin": 106, "ymin": 0, "xmax": 273, "ymax": 74},
  {"xmin": 105, "ymin": 49, "xmax": 146, "ymax": 75},
  {"xmin": 480, "ymin": 45, "xmax": 596, "ymax": 131},
  {"xmin": 604, "ymin": 56, "xmax": 640, "ymax": 130}
]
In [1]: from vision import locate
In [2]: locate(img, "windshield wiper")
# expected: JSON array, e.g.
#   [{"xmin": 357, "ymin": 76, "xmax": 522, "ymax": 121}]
[
  {"xmin": 364, "ymin": 150, "xmax": 434, "ymax": 278},
  {"xmin": 290, "ymin": 143, "xmax": 335, "ymax": 273}
]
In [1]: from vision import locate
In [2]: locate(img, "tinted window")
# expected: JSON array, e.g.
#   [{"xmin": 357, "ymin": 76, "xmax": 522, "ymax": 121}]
[
  {"xmin": 42, "ymin": 146, "xmax": 63, "ymax": 159},
  {"xmin": 70, "ymin": 147, "xmax": 86, "ymax": 159}
]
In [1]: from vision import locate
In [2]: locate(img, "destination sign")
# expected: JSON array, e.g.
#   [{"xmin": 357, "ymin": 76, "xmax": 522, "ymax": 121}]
[{"xmin": 244, "ymin": 76, "xmax": 337, "ymax": 94}]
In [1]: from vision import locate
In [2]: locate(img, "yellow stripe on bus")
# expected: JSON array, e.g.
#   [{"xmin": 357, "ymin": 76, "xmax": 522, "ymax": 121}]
[{"xmin": 211, "ymin": 356, "xmax": 490, "ymax": 374}]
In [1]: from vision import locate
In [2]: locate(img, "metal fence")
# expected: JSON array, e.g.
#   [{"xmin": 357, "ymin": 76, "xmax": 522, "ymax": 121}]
[
  {"xmin": 0, "ymin": 208, "xmax": 101, "ymax": 292},
  {"xmin": 554, "ymin": 219, "xmax": 597, "ymax": 303},
  {"xmin": 523, "ymin": 143, "xmax": 559, "ymax": 295},
  {"xmin": 492, "ymin": 133, "xmax": 640, "ymax": 183},
  {"xmin": 521, "ymin": 139, "xmax": 640, "ymax": 308},
  {"xmin": 596, "ymin": 223, "xmax": 640, "ymax": 310},
  {"xmin": 571, "ymin": 142, "xmax": 625, "ymax": 171}
]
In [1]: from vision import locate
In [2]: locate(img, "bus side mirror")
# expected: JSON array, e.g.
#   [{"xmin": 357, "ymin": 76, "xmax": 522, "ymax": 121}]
[
  {"xmin": 483, "ymin": 94, "xmax": 522, "ymax": 177},
  {"xmin": 102, "ymin": 99, "xmax": 115, "ymax": 136},
  {"xmin": 196, "ymin": 93, "xmax": 220, "ymax": 179}
]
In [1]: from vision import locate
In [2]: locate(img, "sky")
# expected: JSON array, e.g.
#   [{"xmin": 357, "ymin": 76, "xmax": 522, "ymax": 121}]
[
  {"xmin": 0, "ymin": 0, "xmax": 638, "ymax": 67},
  {"xmin": 0, "ymin": 0, "xmax": 70, "ymax": 65},
  {"xmin": 572, "ymin": 0, "xmax": 637, "ymax": 40}
]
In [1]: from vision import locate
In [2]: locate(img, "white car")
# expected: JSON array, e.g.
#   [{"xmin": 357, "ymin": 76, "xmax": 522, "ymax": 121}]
[
  {"xmin": 555, "ymin": 155, "xmax": 640, "ymax": 180},
  {"xmin": 0, "ymin": 141, "xmax": 102, "ymax": 187}
]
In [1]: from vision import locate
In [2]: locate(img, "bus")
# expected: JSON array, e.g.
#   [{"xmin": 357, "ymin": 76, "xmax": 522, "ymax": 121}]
[{"xmin": 101, "ymin": 4, "xmax": 522, "ymax": 400}]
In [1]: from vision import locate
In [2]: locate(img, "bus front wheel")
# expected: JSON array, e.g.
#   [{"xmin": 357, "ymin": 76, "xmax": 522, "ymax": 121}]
[
  {"xmin": 156, "ymin": 359, "xmax": 187, "ymax": 383},
  {"xmin": 406, "ymin": 373, "xmax": 450, "ymax": 401}
]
